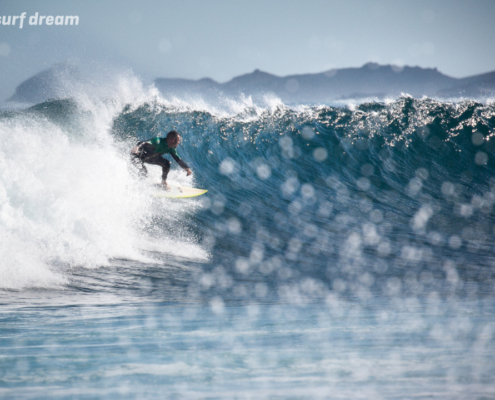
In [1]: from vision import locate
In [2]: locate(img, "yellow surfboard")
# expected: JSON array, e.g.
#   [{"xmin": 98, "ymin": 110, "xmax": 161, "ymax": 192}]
[{"xmin": 152, "ymin": 182, "xmax": 208, "ymax": 199}]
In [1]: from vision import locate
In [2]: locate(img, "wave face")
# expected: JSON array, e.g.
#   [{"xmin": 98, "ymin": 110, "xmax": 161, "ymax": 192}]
[
  {"xmin": 112, "ymin": 96, "xmax": 495, "ymax": 301},
  {"xmin": 1, "ymin": 90, "xmax": 495, "ymax": 300}
]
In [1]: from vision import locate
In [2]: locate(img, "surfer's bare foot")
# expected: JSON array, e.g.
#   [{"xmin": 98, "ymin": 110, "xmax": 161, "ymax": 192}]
[{"xmin": 161, "ymin": 181, "xmax": 171, "ymax": 191}]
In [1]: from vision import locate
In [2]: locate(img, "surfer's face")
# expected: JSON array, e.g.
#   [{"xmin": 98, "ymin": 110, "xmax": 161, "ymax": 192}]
[{"xmin": 167, "ymin": 135, "xmax": 181, "ymax": 148}]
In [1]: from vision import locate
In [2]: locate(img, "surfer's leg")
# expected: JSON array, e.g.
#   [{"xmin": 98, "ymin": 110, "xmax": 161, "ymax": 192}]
[
  {"xmin": 130, "ymin": 142, "xmax": 155, "ymax": 178},
  {"xmin": 158, "ymin": 158, "xmax": 171, "ymax": 181},
  {"xmin": 143, "ymin": 155, "xmax": 171, "ymax": 181},
  {"xmin": 130, "ymin": 153, "xmax": 148, "ymax": 178}
]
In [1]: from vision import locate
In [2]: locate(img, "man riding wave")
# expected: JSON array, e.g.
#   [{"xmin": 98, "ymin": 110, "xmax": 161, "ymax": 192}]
[{"xmin": 131, "ymin": 130, "xmax": 192, "ymax": 190}]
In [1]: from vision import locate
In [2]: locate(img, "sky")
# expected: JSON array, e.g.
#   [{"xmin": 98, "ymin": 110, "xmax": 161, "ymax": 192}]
[{"xmin": 1, "ymin": 0, "xmax": 494, "ymax": 100}]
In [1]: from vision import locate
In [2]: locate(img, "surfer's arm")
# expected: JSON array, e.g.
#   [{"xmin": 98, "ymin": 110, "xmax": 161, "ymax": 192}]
[{"xmin": 171, "ymin": 154, "xmax": 192, "ymax": 175}]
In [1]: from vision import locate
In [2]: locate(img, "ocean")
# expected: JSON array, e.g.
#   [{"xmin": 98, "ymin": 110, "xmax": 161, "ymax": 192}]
[{"xmin": 1, "ymin": 80, "xmax": 495, "ymax": 399}]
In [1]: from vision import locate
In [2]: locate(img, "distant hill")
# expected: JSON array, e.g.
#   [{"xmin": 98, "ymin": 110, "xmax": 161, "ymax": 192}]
[
  {"xmin": 436, "ymin": 71, "xmax": 495, "ymax": 98},
  {"xmin": 8, "ymin": 63, "xmax": 495, "ymax": 104},
  {"xmin": 8, "ymin": 64, "xmax": 87, "ymax": 104},
  {"xmin": 155, "ymin": 63, "xmax": 495, "ymax": 103}
]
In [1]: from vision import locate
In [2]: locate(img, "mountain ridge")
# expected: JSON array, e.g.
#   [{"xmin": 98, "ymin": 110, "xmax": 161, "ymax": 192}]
[
  {"xmin": 155, "ymin": 62, "xmax": 495, "ymax": 102},
  {"xmin": 7, "ymin": 63, "xmax": 495, "ymax": 104}
]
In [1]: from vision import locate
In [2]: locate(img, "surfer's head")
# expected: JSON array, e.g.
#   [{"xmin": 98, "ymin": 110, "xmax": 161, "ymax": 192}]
[{"xmin": 166, "ymin": 130, "xmax": 181, "ymax": 148}]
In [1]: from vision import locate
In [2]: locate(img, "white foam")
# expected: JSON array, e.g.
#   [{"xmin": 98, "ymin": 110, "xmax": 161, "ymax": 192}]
[{"xmin": 0, "ymin": 74, "xmax": 208, "ymax": 290}]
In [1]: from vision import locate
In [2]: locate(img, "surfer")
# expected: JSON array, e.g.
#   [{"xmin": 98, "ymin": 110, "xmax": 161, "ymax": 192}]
[{"xmin": 130, "ymin": 130, "xmax": 192, "ymax": 190}]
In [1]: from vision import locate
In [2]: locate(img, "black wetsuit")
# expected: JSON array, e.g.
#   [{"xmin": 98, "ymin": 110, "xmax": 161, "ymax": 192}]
[{"xmin": 131, "ymin": 137, "xmax": 189, "ymax": 181}]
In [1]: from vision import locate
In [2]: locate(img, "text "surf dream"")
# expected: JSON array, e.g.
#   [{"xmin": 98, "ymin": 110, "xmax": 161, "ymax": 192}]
[{"xmin": 0, "ymin": 12, "xmax": 79, "ymax": 29}]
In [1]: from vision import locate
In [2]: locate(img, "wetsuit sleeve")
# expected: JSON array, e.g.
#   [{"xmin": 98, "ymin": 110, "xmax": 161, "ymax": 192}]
[{"xmin": 171, "ymin": 153, "xmax": 190, "ymax": 169}]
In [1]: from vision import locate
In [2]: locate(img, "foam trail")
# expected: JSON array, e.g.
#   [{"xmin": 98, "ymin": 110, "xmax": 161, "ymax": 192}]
[{"xmin": 0, "ymin": 107, "xmax": 146, "ymax": 288}]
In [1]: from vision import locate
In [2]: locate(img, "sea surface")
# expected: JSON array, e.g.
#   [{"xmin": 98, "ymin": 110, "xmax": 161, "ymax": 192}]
[{"xmin": 1, "ymin": 80, "xmax": 495, "ymax": 399}]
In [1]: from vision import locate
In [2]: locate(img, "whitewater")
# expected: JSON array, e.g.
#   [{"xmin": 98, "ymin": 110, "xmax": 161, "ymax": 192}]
[{"xmin": 1, "ymin": 75, "xmax": 495, "ymax": 399}]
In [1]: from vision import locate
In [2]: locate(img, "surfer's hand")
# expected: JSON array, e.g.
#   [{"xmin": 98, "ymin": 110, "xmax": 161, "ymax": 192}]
[{"xmin": 185, "ymin": 168, "xmax": 192, "ymax": 176}]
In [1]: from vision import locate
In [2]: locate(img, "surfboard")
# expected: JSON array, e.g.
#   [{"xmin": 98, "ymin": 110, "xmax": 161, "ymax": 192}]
[{"xmin": 152, "ymin": 182, "xmax": 208, "ymax": 199}]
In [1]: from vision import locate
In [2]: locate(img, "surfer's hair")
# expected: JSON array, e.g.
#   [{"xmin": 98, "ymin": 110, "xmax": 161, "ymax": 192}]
[{"xmin": 167, "ymin": 130, "xmax": 180, "ymax": 139}]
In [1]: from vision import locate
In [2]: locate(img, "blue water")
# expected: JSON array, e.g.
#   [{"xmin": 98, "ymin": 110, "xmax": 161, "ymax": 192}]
[
  {"xmin": 1, "ymin": 83, "xmax": 495, "ymax": 398},
  {"xmin": 2, "ymin": 299, "xmax": 494, "ymax": 399}
]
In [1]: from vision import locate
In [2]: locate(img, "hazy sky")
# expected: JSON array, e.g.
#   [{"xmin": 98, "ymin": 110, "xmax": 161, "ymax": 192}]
[{"xmin": 1, "ymin": 0, "xmax": 494, "ymax": 100}]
